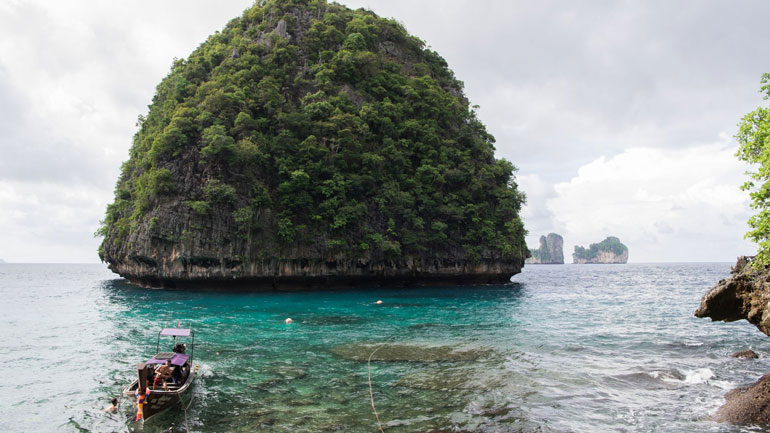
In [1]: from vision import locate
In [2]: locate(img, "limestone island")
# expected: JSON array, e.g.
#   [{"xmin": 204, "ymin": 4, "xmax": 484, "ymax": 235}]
[
  {"xmin": 525, "ymin": 233, "xmax": 564, "ymax": 264},
  {"xmin": 96, "ymin": 0, "xmax": 528, "ymax": 290},
  {"xmin": 572, "ymin": 236, "xmax": 628, "ymax": 264}
]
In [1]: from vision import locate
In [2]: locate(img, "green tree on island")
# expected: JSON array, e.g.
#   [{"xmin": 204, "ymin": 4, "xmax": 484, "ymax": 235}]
[{"xmin": 736, "ymin": 73, "xmax": 770, "ymax": 266}]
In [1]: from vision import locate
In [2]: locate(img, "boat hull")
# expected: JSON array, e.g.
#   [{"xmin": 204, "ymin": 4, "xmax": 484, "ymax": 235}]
[{"xmin": 123, "ymin": 368, "xmax": 196, "ymax": 420}]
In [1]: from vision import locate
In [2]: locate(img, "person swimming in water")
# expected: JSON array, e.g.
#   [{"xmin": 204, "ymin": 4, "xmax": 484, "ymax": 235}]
[{"xmin": 102, "ymin": 398, "xmax": 118, "ymax": 413}]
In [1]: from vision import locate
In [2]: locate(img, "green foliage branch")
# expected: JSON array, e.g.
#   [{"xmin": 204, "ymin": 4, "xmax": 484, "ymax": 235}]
[{"xmin": 736, "ymin": 73, "xmax": 770, "ymax": 266}]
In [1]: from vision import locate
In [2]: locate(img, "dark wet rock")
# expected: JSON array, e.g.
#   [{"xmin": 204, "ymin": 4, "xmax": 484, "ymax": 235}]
[
  {"xmin": 330, "ymin": 343, "xmax": 493, "ymax": 362},
  {"xmin": 695, "ymin": 256, "xmax": 770, "ymax": 337},
  {"xmin": 732, "ymin": 349, "xmax": 759, "ymax": 359},
  {"xmin": 715, "ymin": 373, "xmax": 770, "ymax": 424}
]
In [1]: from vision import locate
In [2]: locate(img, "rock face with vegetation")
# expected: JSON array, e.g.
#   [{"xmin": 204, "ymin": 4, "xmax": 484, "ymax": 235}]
[
  {"xmin": 695, "ymin": 257, "xmax": 770, "ymax": 337},
  {"xmin": 572, "ymin": 236, "xmax": 628, "ymax": 264},
  {"xmin": 97, "ymin": 0, "xmax": 527, "ymax": 289},
  {"xmin": 525, "ymin": 233, "xmax": 564, "ymax": 264}
]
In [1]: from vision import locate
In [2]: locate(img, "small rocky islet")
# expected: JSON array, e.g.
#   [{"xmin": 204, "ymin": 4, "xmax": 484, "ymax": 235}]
[
  {"xmin": 97, "ymin": 0, "xmax": 528, "ymax": 290},
  {"xmin": 572, "ymin": 236, "xmax": 628, "ymax": 264},
  {"xmin": 525, "ymin": 233, "xmax": 564, "ymax": 264}
]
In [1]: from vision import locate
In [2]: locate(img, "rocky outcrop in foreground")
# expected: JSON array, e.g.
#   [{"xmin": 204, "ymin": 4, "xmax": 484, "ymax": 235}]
[
  {"xmin": 714, "ymin": 374, "xmax": 770, "ymax": 424},
  {"xmin": 525, "ymin": 233, "xmax": 564, "ymax": 264},
  {"xmin": 696, "ymin": 256, "xmax": 770, "ymax": 425},
  {"xmin": 694, "ymin": 256, "xmax": 770, "ymax": 336}
]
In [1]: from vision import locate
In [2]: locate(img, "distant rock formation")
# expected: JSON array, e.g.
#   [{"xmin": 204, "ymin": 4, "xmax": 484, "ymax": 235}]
[
  {"xmin": 572, "ymin": 236, "xmax": 628, "ymax": 264},
  {"xmin": 525, "ymin": 233, "xmax": 564, "ymax": 264}
]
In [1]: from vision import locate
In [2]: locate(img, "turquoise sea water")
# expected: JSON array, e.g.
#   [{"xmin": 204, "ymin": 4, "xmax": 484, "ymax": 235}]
[{"xmin": 1, "ymin": 263, "xmax": 769, "ymax": 432}]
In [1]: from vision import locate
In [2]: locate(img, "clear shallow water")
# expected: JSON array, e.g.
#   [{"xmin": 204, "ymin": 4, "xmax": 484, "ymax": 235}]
[{"xmin": 1, "ymin": 263, "xmax": 769, "ymax": 432}]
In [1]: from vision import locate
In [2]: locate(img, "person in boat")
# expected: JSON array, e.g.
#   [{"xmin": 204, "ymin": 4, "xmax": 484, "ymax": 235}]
[
  {"xmin": 102, "ymin": 398, "xmax": 118, "ymax": 413},
  {"xmin": 154, "ymin": 360, "xmax": 173, "ymax": 389}
]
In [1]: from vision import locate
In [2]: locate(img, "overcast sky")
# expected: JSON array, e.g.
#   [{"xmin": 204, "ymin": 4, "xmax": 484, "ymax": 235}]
[{"xmin": 0, "ymin": 0, "xmax": 767, "ymax": 263}]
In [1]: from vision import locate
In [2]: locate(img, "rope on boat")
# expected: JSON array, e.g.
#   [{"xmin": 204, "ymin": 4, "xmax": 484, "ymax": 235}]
[
  {"xmin": 175, "ymin": 364, "xmax": 198, "ymax": 433},
  {"xmin": 367, "ymin": 343, "xmax": 387, "ymax": 433},
  {"xmin": 177, "ymin": 392, "xmax": 192, "ymax": 433}
]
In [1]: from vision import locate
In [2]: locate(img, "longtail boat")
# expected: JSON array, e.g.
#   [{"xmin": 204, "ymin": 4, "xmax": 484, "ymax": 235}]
[{"xmin": 123, "ymin": 327, "xmax": 197, "ymax": 421}]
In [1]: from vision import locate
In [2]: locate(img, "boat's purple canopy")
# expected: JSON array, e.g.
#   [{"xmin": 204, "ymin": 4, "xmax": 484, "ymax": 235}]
[
  {"xmin": 160, "ymin": 328, "xmax": 191, "ymax": 337},
  {"xmin": 147, "ymin": 353, "xmax": 189, "ymax": 366}
]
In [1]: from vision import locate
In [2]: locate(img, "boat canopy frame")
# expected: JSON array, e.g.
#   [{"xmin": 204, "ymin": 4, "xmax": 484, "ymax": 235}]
[{"xmin": 155, "ymin": 327, "xmax": 194, "ymax": 365}]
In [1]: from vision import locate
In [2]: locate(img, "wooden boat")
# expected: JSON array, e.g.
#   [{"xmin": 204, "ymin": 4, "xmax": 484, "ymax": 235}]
[{"xmin": 122, "ymin": 327, "xmax": 197, "ymax": 421}]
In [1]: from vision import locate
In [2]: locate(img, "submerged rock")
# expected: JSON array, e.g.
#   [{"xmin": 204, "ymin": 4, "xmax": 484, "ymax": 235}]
[
  {"xmin": 396, "ymin": 365, "xmax": 512, "ymax": 390},
  {"xmin": 330, "ymin": 343, "xmax": 493, "ymax": 362},
  {"xmin": 715, "ymin": 373, "xmax": 770, "ymax": 424},
  {"xmin": 732, "ymin": 349, "xmax": 759, "ymax": 359}
]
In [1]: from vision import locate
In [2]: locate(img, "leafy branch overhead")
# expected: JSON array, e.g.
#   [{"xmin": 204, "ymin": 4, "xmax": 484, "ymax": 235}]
[{"xmin": 736, "ymin": 72, "xmax": 770, "ymax": 266}]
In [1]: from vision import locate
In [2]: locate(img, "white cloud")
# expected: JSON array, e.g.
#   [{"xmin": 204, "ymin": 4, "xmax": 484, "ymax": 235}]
[
  {"xmin": 547, "ymin": 143, "xmax": 756, "ymax": 262},
  {"xmin": 518, "ymin": 174, "xmax": 557, "ymax": 247},
  {"xmin": 0, "ymin": 180, "xmax": 110, "ymax": 262}
]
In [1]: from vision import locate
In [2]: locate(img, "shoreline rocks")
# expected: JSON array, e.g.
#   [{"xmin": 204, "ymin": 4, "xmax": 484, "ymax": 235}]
[
  {"xmin": 696, "ymin": 256, "xmax": 770, "ymax": 425},
  {"xmin": 715, "ymin": 374, "xmax": 770, "ymax": 424},
  {"xmin": 694, "ymin": 256, "xmax": 770, "ymax": 336}
]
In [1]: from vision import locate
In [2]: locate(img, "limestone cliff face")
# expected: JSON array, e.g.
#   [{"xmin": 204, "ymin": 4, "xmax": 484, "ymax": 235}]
[
  {"xmin": 525, "ymin": 233, "xmax": 564, "ymax": 264},
  {"xmin": 97, "ymin": 0, "xmax": 527, "ymax": 289},
  {"xmin": 694, "ymin": 256, "xmax": 770, "ymax": 336}
]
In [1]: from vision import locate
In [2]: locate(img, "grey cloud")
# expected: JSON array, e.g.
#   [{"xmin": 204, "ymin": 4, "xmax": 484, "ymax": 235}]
[
  {"xmin": 346, "ymin": 0, "xmax": 770, "ymax": 182},
  {"xmin": 0, "ymin": 69, "xmax": 114, "ymax": 186}
]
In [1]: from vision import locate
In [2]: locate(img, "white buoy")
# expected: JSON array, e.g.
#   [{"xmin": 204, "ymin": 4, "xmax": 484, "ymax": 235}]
[
  {"xmin": 375, "ymin": 300, "xmax": 383, "ymax": 305},
  {"xmin": 285, "ymin": 318, "xmax": 293, "ymax": 324}
]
